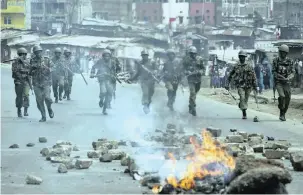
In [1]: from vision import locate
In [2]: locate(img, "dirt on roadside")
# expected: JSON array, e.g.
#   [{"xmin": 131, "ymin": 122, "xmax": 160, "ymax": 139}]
[{"xmin": 199, "ymin": 88, "xmax": 303, "ymax": 122}]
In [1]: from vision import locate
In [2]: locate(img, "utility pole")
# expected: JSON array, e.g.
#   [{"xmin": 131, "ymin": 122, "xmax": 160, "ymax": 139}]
[{"xmin": 286, "ymin": 0, "xmax": 289, "ymax": 26}]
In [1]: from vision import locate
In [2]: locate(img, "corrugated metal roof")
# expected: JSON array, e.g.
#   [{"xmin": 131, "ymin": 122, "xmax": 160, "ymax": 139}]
[
  {"xmin": 207, "ymin": 29, "xmax": 253, "ymax": 37},
  {"xmin": 1, "ymin": 29, "xmax": 32, "ymax": 40}
]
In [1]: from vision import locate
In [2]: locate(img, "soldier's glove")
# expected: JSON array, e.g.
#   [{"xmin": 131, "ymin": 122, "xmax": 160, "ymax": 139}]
[
  {"xmin": 255, "ymin": 87, "xmax": 260, "ymax": 91},
  {"xmin": 225, "ymin": 85, "xmax": 230, "ymax": 91}
]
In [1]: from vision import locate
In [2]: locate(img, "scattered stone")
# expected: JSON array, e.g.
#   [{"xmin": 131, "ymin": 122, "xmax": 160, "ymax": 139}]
[
  {"xmin": 9, "ymin": 144, "xmax": 19, "ymax": 149},
  {"xmin": 290, "ymin": 151, "xmax": 303, "ymax": 171},
  {"xmin": 97, "ymin": 138, "xmax": 107, "ymax": 142},
  {"xmin": 50, "ymin": 156, "xmax": 72, "ymax": 164},
  {"xmin": 87, "ymin": 151, "xmax": 102, "ymax": 159},
  {"xmin": 25, "ymin": 175, "xmax": 43, "ymax": 185},
  {"xmin": 72, "ymin": 145, "xmax": 79, "ymax": 151},
  {"xmin": 26, "ymin": 143, "xmax": 35, "ymax": 147},
  {"xmin": 253, "ymin": 145, "xmax": 264, "ymax": 153},
  {"xmin": 155, "ymin": 129, "xmax": 163, "ymax": 133},
  {"xmin": 166, "ymin": 123, "xmax": 176, "ymax": 130},
  {"xmin": 40, "ymin": 148, "xmax": 51, "ymax": 156},
  {"xmin": 121, "ymin": 156, "xmax": 128, "ymax": 166},
  {"xmin": 248, "ymin": 136, "xmax": 263, "ymax": 147},
  {"xmin": 75, "ymin": 159, "xmax": 93, "ymax": 169},
  {"xmin": 267, "ymin": 136, "xmax": 275, "ymax": 141},
  {"xmin": 264, "ymin": 149, "xmax": 286, "ymax": 159},
  {"xmin": 253, "ymin": 116, "xmax": 260, "ymax": 122},
  {"xmin": 73, "ymin": 156, "xmax": 80, "ymax": 158},
  {"xmin": 64, "ymin": 160, "xmax": 75, "ymax": 169},
  {"xmin": 166, "ymin": 128, "xmax": 176, "ymax": 134},
  {"xmin": 56, "ymin": 140, "xmax": 72, "ymax": 146},
  {"xmin": 226, "ymin": 135, "xmax": 244, "ymax": 143},
  {"xmin": 226, "ymin": 143, "xmax": 242, "ymax": 157},
  {"xmin": 46, "ymin": 147, "xmax": 71, "ymax": 158},
  {"xmin": 118, "ymin": 140, "xmax": 127, "ymax": 146},
  {"xmin": 38, "ymin": 137, "xmax": 47, "ymax": 143},
  {"xmin": 130, "ymin": 141, "xmax": 140, "ymax": 147},
  {"xmin": 99, "ymin": 153, "xmax": 113, "ymax": 162},
  {"xmin": 93, "ymin": 140, "xmax": 118, "ymax": 150},
  {"xmin": 141, "ymin": 174, "xmax": 161, "ymax": 186},
  {"xmin": 248, "ymin": 133, "xmax": 264, "ymax": 139},
  {"xmin": 58, "ymin": 164, "xmax": 68, "ymax": 173},
  {"xmin": 272, "ymin": 142, "xmax": 289, "ymax": 150},
  {"xmin": 238, "ymin": 131, "xmax": 248, "ymax": 139},
  {"xmin": 108, "ymin": 149, "xmax": 126, "ymax": 160},
  {"xmin": 206, "ymin": 126, "xmax": 222, "ymax": 137},
  {"xmin": 230, "ymin": 129, "xmax": 237, "ymax": 133}
]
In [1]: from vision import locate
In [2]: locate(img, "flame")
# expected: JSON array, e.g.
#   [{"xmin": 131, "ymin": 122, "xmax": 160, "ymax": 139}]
[{"xmin": 154, "ymin": 129, "xmax": 235, "ymax": 193}]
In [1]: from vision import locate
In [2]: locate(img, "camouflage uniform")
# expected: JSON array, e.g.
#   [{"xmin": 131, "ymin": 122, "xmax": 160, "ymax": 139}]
[
  {"xmin": 272, "ymin": 44, "xmax": 295, "ymax": 121},
  {"xmin": 63, "ymin": 53, "xmax": 79, "ymax": 100},
  {"xmin": 227, "ymin": 53, "xmax": 258, "ymax": 114},
  {"xmin": 162, "ymin": 50, "xmax": 183, "ymax": 110},
  {"xmin": 90, "ymin": 50, "xmax": 115, "ymax": 114},
  {"xmin": 29, "ymin": 46, "xmax": 54, "ymax": 122},
  {"xmin": 12, "ymin": 54, "xmax": 31, "ymax": 117},
  {"xmin": 51, "ymin": 49, "xmax": 66, "ymax": 102},
  {"xmin": 182, "ymin": 47, "xmax": 205, "ymax": 115}
]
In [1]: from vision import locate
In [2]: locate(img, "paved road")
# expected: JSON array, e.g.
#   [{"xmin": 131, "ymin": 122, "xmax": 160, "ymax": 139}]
[{"xmin": 1, "ymin": 67, "xmax": 303, "ymax": 193}]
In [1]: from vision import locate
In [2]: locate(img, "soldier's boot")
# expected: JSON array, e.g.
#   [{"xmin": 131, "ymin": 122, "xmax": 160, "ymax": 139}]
[
  {"xmin": 59, "ymin": 94, "xmax": 63, "ymax": 101},
  {"xmin": 107, "ymin": 102, "xmax": 112, "ymax": 109},
  {"xmin": 102, "ymin": 106, "xmax": 108, "ymax": 115},
  {"xmin": 99, "ymin": 100, "xmax": 104, "ymax": 108},
  {"xmin": 167, "ymin": 101, "xmax": 174, "ymax": 111},
  {"xmin": 143, "ymin": 105, "xmax": 150, "ymax": 114},
  {"xmin": 279, "ymin": 110, "xmax": 286, "ymax": 121},
  {"xmin": 242, "ymin": 109, "xmax": 247, "ymax": 119},
  {"xmin": 48, "ymin": 107, "xmax": 54, "ymax": 118},
  {"xmin": 67, "ymin": 94, "xmax": 71, "ymax": 101},
  {"xmin": 17, "ymin": 108, "xmax": 22, "ymax": 118},
  {"xmin": 39, "ymin": 112, "xmax": 46, "ymax": 122},
  {"xmin": 55, "ymin": 97, "xmax": 58, "ymax": 103},
  {"xmin": 24, "ymin": 107, "xmax": 29, "ymax": 116},
  {"xmin": 63, "ymin": 93, "xmax": 67, "ymax": 99}
]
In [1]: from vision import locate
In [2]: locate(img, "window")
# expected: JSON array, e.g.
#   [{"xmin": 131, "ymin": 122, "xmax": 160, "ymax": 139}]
[
  {"xmin": 206, "ymin": 9, "xmax": 210, "ymax": 13},
  {"xmin": 154, "ymin": 16, "xmax": 157, "ymax": 20},
  {"xmin": 154, "ymin": 10, "xmax": 157, "ymax": 14},
  {"xmin": 4, "ymin": 16, "xmax": 11, "ymax": 24},
  {"xmin": 196, "ymin": 10, "xmax": 199, "ymax": 14}
]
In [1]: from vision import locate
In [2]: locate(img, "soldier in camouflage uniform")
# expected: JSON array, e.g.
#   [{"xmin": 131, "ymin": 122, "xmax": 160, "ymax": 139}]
[
  {"xmin": 272, "ymin": 44, "xmax": 295, "ymax": 121},
  {"xmin": 90, "ymin": 49, "xmax": 115, "ymax": 115},
  {"xmin": 162, "ymin": 49, "xmax": 183, "ymax": 111},
  {"xmin": 51, "ymin": 48, "xmax": 66, "ymax": 103},
  {"xmin": 12, "ymin": 48, "xmax": 31, "ymax": 117},
  {"xmin": 128, "ymin": 50, "xmax": 158, "ymax": 114},
  {"xmin": 29, "ymin": 45, "xmax": 54, "ymax": 122},
  {"xmin": 63, "ymin": 49, "xmax": 78, "ymax": 100},
  {"xmin": 225, "ymin": 51, "xmax": 258, "ymax": 119},
  {"xmin": 106, "ymin": 45, "xmax": 122, "ymax": 108},
  {"xmin": 182, "ymin": 46, "xmax": 205, "ymax": 116}
]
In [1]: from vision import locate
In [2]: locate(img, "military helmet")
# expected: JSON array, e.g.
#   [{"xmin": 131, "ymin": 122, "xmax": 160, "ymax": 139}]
[
  {"xmin": 141, "ymin": 49, "xmax": 149, "ymax": 55},
  {"xmin": 102, "ymin": 49, "xmax": 111, "ymax": 56},
  {"xmin": 54, "ymin": 47, "xmax": 62, "ymax": 53},
  {"xmin": 17, "ymin": 47, "xmax": 28, "ymax": 55},
  {"xmin": 64, "ymin": 49, "xmax": 71, "ymax": 54},
  {"xmin": 106, "ymin": 45, "xmax": 115, "ymax": 51},
  {"xmin": 188, "ymin": 46, "xmax": 197, "ymax": 54},
  {"xmin": 33, "ymin": 45, "xmax": 43, "ymax": 52},
  {"xmin": 238, "ymin": 50, "xmax": 247, "ymax": 57},
  {"xmin": 279, "ymin": 44, "xmax": 289, "ymax": 53},
  {"xmin": 166, "ymin": 49, "xmax": 175, "ymax": 55}
]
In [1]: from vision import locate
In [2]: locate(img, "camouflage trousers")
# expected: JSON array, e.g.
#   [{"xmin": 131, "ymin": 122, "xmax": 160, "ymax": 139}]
[
  {"xmin": 276, "ymin": 83, "xmax": 291, "ymax": 113},
  {"xmin": 64, "ymin": 76, "xmax": 73, "ymax": 96},
  {"xmin": 15, "ymin": 83, "xmax": 30, "ymax": 108},
  {"xmin": 188, "ymin": 82, "xmax": 201, "ymax": 109},
  {"xmin": 52, "ymin": 75, "xmax": 65, "ymax": 98},
  {"xmin": 140, "ymin": 81, "xmax": 155, "ymax": 106},
  {"xmin": 34, "ymin": 85, "xmax": 53, "ymax": 117},
  {"xmin": 99, "ymin": 80, "xmax": 114, "ymax": 108},
  {"xmin": 237, "ymin": 87, "xmax": 252, "ymax": 110},
  {"xmin": 165, "ymin": 81, "xmax": 179, "ymax": 106}
]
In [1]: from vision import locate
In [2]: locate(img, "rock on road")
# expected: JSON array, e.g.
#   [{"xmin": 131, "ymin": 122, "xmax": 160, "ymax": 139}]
[{"xmin": 1, "ymin": 67, "xmax": 303, "ymax": 193}]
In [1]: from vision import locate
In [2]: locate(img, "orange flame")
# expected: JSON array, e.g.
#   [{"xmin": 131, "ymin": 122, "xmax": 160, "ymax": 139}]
[{"xmin": 154, "ymin": 129, "xmax": 235, "ymax": 192}]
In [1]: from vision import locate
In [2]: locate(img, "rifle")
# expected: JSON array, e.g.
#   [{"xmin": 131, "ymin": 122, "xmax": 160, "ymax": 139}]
[
  {"xmin": 253, "ymin": 90, "xmax": 259, "ymax": 109},
  {"xmin": 93, "ymin": 73, "xmax": 122, "ymax": 84},
  {"xmin": 135, "ymin": 61, "xmax": 161, "ymax": 83},
  {"xmin": 18, "ymin": 59, "xmax": 34, "ymax": 95},
  {"xmin": 2, "ymin": 58, "xmax": 30, "ymax": 63},
  {"xmin": 64, "ymin": 63, "xmax": 88, "ymax": 85}
]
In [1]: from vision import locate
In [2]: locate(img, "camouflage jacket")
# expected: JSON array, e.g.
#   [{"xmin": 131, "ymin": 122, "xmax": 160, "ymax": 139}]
[
  {"xmin": 162, "ymin": 59, "xmax": 183, "ymax": 83},
  {"xmin": 90, "ymin": 59, "xmax": 116, "ymax": 82},
  {"xmin": 182, "ymin": 55, "xmax": 205, "ymax": 83},
  {"xmin": 131, "ymin": 59, "xmax": 157, "ymax": 82},
  {"xmin": 64, "ymin": 56, "xmax": 79, "ymax": 76},
  {"xmin": 272, "ymin": 57, "xmax": 295, "ymax": 85},
  {"xmin": 227, "ymin": 62, "xmax": 257, "ymax": 89},
  {"xmin": 51, "ymin": 56, "xmax": 66, "ymax": 77},
  {"xmin": 12, "ymin": 58, "xmax": 31, "ymax": 85},
  {"xmin": 29, "ymin": 56, "xmax": 53, "ymax": 87}
]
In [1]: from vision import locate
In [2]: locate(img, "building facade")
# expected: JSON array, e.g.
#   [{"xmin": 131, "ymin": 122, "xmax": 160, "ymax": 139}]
[
  {"xmin": 162, "ymin": 0, "xmax": 189, "ymax": 26},
  {"xmin": 134, "ymin": 1, "xmax": 163, "ymax": 24},
  {"xmin": 273, "ymin": 0, "xmax": 303, "ymax": 26},
  {"xmin": 189, "ymin": 2, "xmax": 216, "ymax": 25},
  {"xmin": 92, "ymin": 0, "xmax": 132, "ymax": 22},
  {"xmin": 1, "ymin": 0, "xmax": 31, "ymax": 29}
]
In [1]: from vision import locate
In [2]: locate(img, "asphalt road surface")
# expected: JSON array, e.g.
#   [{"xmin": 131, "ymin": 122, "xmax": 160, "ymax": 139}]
[{"xmin": 1, "ymin": 66, "xmax": 303, "ymax": 194}]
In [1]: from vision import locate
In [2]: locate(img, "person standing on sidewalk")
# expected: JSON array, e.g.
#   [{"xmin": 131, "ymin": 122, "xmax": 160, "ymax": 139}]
[
  {"xmin": 272, "ymin": 44, "xmax": 295, "ymax": 121},
  {"xmin": 225, "ymin": 51, "xmax": 258, "ymax": 119},
  {"xmin": 12, "ymin": 48, "xmax": 31, "ymax": 117}
]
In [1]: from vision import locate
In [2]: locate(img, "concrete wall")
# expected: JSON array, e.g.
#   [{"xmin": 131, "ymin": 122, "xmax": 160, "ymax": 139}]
[
  {"xmin": 189, "ymin": 2, "xmax": 216, "ymax": 25},
  {"xmin": 135, "ymin": 2, "xmax": 162, "ymax": 23},
  {"xmin": 162, "ymin": 0, "xmax": 189, "ymax": 25}
]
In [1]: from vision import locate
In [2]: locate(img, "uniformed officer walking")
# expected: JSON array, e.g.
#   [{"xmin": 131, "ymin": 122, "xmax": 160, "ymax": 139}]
[
  {"xmin": 106, "ymin": 45, "xmax": 121, "ymax": 108},
  {"xmin": 29, "ymin": 45, "xmax": 54, "ymax": 122},
  {"xmin": 272, "ymin": 44, "xmax": 295, "ymax": 121},
  {"xmin": 162, "ymin": 49, "xmax": 183, "ymax": 111},
  {"xmin": 90, "ymin": 49, "xmax": 115, "ymax": 115},
  {"xmin": 12, "ymin": 48, "xmax": 31, "ymax": 117},
  {"xmin": 51, "ymin": 48, "xmax": 66, "ymax": 103},
  {"xmin": 128, "ymin": 50, "xmax": 158, "ymax": 114},
  {"xmin": 182, "ymin": 46, "xmax": 205, "ymax": 116},
  {"xmin": 225, "ymin": 51, "xmax": 258, "ymax": 119},
  {"xmin": 63, "ymin": 49, "xmax": 78, "ymax": 100}
]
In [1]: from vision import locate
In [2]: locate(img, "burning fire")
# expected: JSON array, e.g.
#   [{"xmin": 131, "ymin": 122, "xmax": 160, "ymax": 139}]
[{"xmin": 153, "ymin": 130, "xmax": 235, "ymax": 193}]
